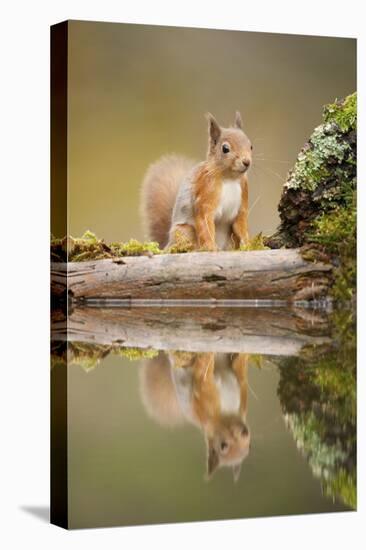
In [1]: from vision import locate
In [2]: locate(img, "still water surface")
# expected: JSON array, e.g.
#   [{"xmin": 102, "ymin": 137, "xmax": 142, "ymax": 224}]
[{"xmin": 52, "ymin": 306, "xmax": 356, "ymax": 528}]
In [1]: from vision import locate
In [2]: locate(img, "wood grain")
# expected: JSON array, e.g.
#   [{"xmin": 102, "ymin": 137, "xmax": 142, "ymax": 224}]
[{"xmin": 51, "ymin": 249, "xmax": 332, "ymax": 302}]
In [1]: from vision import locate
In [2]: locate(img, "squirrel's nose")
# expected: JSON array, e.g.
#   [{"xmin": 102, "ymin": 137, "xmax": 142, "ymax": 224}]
[{"xmin": 242, "ymin": 158, "xmax": 250, "ymax": 169}]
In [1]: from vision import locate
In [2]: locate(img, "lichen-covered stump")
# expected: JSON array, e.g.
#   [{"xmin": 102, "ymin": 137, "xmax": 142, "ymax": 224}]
[
  {"xmin": 267, "ymin": 93, "xmax": 356, "ymax": 302},
  {"xmin": 268, "ymin": 93, "xmax": 356, "ymax": 249}
]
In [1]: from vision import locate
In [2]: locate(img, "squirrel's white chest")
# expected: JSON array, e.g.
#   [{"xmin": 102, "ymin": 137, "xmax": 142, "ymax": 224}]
[
  {"xmin": 215, "ymin": 179, "xmax": 242, "ymax": 223},
  {"xmin": 171, "ymin": 360, "xmax": 241, "ymax": 425}
]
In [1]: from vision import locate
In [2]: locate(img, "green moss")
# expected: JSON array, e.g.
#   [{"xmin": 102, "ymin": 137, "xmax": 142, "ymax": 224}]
[
  {"xmin": 307, "ymin": 187, "xmax": 356, "ymax": 301},
  {"xmin": 324, "ymin": 469, "xmax": 357, "ymax": 510},
  {"xmin": 51, "ymin": 230, "xmax": 272, "ymax": 259},
  {"xmin": 166, "ymin": 230, "xmax": 195, "ymax": 254},
  {"xmin": 239, "ymin": 232, "xmax": 269, "ymax": 252},
  {"xmin": 80, "ymin": 229, "xmax": 99, "ymax": 243},
  {"xmin": 248, "ymin": 354, "xmax": 264, "ymax": 369},
  {"xmin": 67, "ymin": 342, "xmax": 110, "ymax": 372},
  {"xmin": 110, "ymin": 238, "xmax": 161, "ymax": 257},
  {"xmin": 309, "ymin": 206, "xmax": 355, "ymax": 251},
  {"xmin": 51, "ymin": 231, "xmax": 162, "ymax": 262},
  {"xmin": 113, "ymin": 347, "xmax": 158, "ymax": 361},
  {"xmin": 278, "ymin": 311, "xmax": 356, "ymax": 509},
  {"xmin": 51, "ymin": 341, "xmax": 159, "ymax": 370},
  {"xmin": 324, "ymin": 92, "xmax": 357, "ymax": 133}
]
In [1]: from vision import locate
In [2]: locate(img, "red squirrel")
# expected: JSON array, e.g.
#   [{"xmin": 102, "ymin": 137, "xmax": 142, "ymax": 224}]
[{"xmin": 141, "ymin": 112, "xmax": 252, "ymax": 251}]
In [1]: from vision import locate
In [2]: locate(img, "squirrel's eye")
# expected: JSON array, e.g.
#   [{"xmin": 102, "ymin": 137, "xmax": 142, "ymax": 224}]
[
  {"xmin": 251, "ymin": 144, "xmax": 253, "ymax": 150},
  {"xmin": 222, "ymin": 144, "xmax": 230, "ymax": 154},
  {"xmin": 221, "ymin": 441, "xmax": 229, "ymax": 452}
]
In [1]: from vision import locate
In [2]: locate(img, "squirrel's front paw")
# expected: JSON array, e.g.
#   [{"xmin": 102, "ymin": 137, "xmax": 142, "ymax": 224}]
[{"xmin": 199, "ymin": 243, "xmax": 218, "ymax": 252}]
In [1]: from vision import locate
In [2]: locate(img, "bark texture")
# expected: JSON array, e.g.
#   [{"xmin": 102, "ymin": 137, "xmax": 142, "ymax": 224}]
[{"xmin": 51, "ymin": 249, "xmax": 332, "ymax": 302}]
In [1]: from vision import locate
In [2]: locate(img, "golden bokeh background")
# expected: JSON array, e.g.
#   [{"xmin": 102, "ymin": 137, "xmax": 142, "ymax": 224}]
[{"xmin": 67, "ymin": 21, "xmax": 356, "ymax": 241}]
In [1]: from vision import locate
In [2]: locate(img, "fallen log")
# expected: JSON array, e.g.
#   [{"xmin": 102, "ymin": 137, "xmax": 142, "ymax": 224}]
[
  {"xmin": 51, "ymin": 249, "xmax": 332, "ymax": 302},
  {"xmin": 51, "ymin": 305, "xmax": 331, "ymax": 356}
]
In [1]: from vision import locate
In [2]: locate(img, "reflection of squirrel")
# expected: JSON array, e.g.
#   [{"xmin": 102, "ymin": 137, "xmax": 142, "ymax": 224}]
[
  {"xmin": 141, "ymin": 112, "xmax": 252, "ymax": 251},
  {"xmin": 139, "ymin": 352, "xmax": 250, "ymax": 481}
]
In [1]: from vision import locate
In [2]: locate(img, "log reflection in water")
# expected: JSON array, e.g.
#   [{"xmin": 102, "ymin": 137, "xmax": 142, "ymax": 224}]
[{"xmin": 51, "ymin": 305, "xmax": 331, "ymax": 356}]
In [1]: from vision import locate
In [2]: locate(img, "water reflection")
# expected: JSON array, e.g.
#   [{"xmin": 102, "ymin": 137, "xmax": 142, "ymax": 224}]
[
  {"xmin": 51, "ymin": 306, "xmax": 356, "ymax": 527},
  {"xmin": 277, "ymin": 316, "xmax": 356, "ymax": 509},
  {"xmin": 141, "ymin": 351, "xmax": 250, "ymax": 481}
]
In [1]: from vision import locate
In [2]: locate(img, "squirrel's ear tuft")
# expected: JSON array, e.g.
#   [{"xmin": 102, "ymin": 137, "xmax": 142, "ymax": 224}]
[
  {"xmin": 232, "ymin": 462, "xmax": 242, "ymax": 483},
  {"xmin": 234, "ymin": 111, "xmax": 243, "ymax": 130},
  {"xmin": 206, "ymin": 112, "xmax": 221, "ymax": 144},
  {"xmin": 205, "ymin": 438, "xmax": 220, "ymax": 481}
]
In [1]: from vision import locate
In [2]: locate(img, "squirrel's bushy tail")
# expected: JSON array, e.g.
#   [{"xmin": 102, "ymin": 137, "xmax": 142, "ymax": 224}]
[
  {"xmin": 140, "ymin": 154, "xmax": 195, "ymax": 248},
  {"xmin": 139, "ymin": 352, "xmax": 184, "ymax": 427}
]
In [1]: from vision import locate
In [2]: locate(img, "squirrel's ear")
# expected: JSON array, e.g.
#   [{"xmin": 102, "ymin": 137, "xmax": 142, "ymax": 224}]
[
  {"xmin": 234, "ymin": 111, "xmax": 243, "ymax": 130},
  {"xmin": 206, "ymin": 112, "xmax": 221, "ymax": 144},
  {"xmin": 205, "ymin": 438, "xmax": 220, "ymax": 480},
  {"xmin": 232, "ymin": 463, "xmax": 242, "ymax": 483}
]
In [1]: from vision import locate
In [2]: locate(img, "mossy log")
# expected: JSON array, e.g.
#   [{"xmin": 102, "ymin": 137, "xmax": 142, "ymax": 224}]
[
  {"xmin": 51, "ymin": 249, "xmax": 332, "ymax": 302},
  {"xmin": 51, "ymin": 306, "xmax": 331, "ymax": 356}
]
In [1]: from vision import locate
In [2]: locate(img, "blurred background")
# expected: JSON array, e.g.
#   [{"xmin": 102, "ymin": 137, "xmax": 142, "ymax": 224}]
[{"xmin": 67, "ymin": 21, "xmax": 356, "ymax": 242}]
